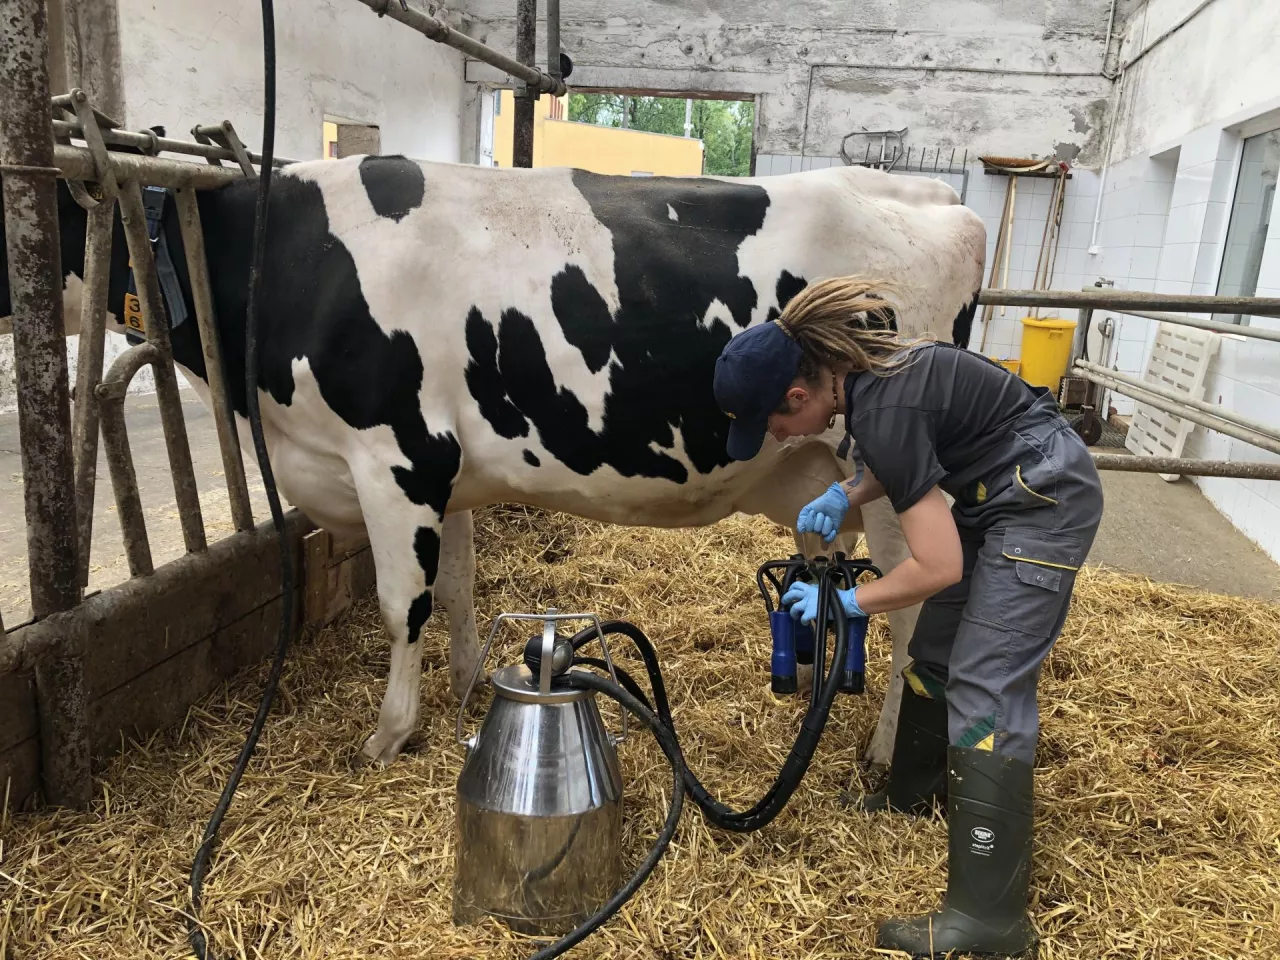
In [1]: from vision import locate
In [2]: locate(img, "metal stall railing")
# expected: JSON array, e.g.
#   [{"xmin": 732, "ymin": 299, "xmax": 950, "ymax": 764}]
[
  {"xmin": 976, "ymin": 287, "xmax": 1280, "ymax": 482},
  {"xmin": 2, "ymin": 0, "xmax": 569, "ymax": 808}
]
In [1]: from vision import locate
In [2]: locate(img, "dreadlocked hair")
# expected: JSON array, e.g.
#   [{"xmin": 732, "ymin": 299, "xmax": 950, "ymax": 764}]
[{"xmin": 774, "ymin": 276, "xmax": 935, "ymax": 388}]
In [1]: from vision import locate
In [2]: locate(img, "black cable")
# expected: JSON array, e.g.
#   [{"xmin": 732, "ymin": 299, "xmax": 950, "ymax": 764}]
[
  {"xmin": 527, "ymin": 671, "xmax": 686, "ymax": 960},
  {"xmin": 188, "ymin": 1, "xmax": 285, "ymax": 955},
  {"xmin": 569, "ymin": 564, "xmax": 855, "ymax": 833}
]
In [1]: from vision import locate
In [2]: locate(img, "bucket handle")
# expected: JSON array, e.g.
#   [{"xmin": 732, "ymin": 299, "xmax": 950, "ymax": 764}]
[{"xmin": 455, "ymin": 610, "xmax": 629, "ymax": 747}]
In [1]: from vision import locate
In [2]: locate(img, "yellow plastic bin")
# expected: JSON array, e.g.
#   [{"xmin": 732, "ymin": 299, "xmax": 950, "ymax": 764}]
[
  {"xmin": 1018, "ymin": 316, "xmax": 1077, "ymax": 391},
  {"xmin": 993, "ymin": 357, "xmax": 1021, "ymax": 376}
]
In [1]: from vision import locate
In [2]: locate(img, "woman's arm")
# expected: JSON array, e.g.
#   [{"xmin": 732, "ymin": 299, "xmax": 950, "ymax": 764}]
[
  {"xmin": 841, "ymin": 467, "xmax": 885, "ymax": 509},
  {"xmin": 849, "ymin": 486, "xmax": 963, "ymax": 615}
]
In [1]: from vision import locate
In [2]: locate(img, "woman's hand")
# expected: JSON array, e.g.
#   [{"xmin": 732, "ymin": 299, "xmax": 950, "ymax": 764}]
[
  {"xmin": 781, "ymin": 581, "xmax": 867, "ymax": 625},
  {"xmin": 851, "ymin": 486, "xmax": 963, "ymax": 615},
  {"xmin": 796, "ymin": 482, "xmax": 850, "ymax": 543}
]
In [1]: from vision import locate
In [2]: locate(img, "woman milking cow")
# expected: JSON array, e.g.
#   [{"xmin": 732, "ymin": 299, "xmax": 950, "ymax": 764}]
[{"xmin": 713, "ymin": 275, "xmax": 1104, "ymax": 959}]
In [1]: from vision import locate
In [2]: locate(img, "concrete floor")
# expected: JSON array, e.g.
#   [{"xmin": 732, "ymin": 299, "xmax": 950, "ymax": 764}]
[
  {"xmin": 2, "ymin": 397, "xmax": 1278, "ymax": 626},
  {"xmin": 1088, "ymin": 460, "xmax": 1280, "ymax": 600}
]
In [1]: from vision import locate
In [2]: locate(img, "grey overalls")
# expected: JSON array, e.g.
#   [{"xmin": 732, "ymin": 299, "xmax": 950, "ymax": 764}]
[{"xmin": 893, "ymin": 388, "xmax": 1104, "ymax": 765}]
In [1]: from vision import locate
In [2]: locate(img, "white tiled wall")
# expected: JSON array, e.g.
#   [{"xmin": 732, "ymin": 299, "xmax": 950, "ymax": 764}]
[
  {"xmin": 1089, "ymin": 123, "xmax": 1280, "ymax": 562},
  {"xmin": 755, "ymin": 154, "xmax": 1102, "ymax": 363}
]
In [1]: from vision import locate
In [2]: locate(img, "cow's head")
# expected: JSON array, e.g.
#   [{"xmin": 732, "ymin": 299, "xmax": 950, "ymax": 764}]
[{"xmin": 0, "ymin": 126, "xmax": 166, "ymax": 339}]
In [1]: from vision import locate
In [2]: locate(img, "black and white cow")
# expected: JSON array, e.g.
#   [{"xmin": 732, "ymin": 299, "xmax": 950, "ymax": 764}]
[{"xmin": 0, "ymin": 154, "xmax": 985, "ymax": 766}]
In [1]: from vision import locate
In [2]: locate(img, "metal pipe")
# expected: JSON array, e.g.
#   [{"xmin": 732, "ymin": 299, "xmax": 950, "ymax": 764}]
[
  {"xmin": 1091, "ymin": 454, "xmax": 1280, "ymax": 481},
  {"xmin": 1075, "ymin": 359, "xmax": 1280, "ymax": 443},
  {"xmin": 52, "ymin": 119, "xmax": 295, "ymax": 168},
  {"xmin": 116, "ymin": 181, "xmax": 207, "ymax": 555},
  {"xmin": 1, "ymin": 0, "xmax": 82, "ymax": 617},
  {"xmin": 979, "ymin": 288, "xmax": 1280, "ymax": 316},
  {"xmin": 175, "ymin": 186, "xmax": 255, "ymax": 533},
  {"xmin": 352, "ymin": 0, "xmax": 565, "ymax": 96},
  {"xmin": 512, "ymin": 0, "xmax": 537, "ymax": 168},
  {"xmin": 71, "ymin": 202, "xmax": 116, "ymax": 589},
  {"xmin": 96, "ymin": 342, "xmax": 161, "ymax": 577},
  {"xmin": 1104, "ymin": 306, "xmax": 1280, "ymax": 344},
  {"xmin": 55, "ymin": 143, "xmax": 246, "ymax": 189},
  {"xmin": 1077, "ymin": 367, "xmax": 1280, "ymax": 458},
  {"xmin": 546, "ymin": 0, "xmax": 561, "ymax": 81}
]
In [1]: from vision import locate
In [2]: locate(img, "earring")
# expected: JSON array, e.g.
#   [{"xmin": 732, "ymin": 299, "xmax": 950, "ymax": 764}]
[{"xmin": 827, "ymin": 374, "xmax": 838, "ymax": 430}]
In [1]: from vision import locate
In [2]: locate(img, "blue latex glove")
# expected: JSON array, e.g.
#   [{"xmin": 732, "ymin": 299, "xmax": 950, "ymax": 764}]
[
  {"xmin": 796, "ymin": 482, "xmax": 850, "ymax": 544},
  {"xmin": 781, "ymin": 581, "xmax": 867, "ymax": 625}
]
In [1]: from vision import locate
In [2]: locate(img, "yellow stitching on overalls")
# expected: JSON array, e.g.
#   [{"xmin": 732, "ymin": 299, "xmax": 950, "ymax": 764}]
[
  {"xmin": 1015, "ymin": 464, "xmax": 1059, "ymax": 505},
  {"xmin": 1002, "ymin": 552, "xmax": 1080, "ymax": 572}
]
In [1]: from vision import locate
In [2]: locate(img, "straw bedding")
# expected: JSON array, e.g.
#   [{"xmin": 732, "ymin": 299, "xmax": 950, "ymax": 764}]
[{"xmin": 3, "ymin": 506, "xmax": 1279, "ymax": 959}]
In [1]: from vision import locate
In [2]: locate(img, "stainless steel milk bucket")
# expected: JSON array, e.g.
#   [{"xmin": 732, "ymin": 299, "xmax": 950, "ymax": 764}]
[{"xmin": 453, "ymin": 614, "xmax": 625, "ymax": 935}]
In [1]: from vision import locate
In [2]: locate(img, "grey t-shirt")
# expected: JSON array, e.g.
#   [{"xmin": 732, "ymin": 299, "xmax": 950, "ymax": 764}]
[{"xmin": 844, "ymin": 342, "xmax": 1043, "ymax": 514}]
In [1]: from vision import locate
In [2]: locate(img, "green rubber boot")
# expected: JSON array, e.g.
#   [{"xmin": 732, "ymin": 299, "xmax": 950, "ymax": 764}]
[
  {"xmin": 875, "ymin": 746, "xmax": 1038, "ymax": 958},
  {"xmin": 860, "ymin": 683, "xmax": 949, "ymax": 817}
]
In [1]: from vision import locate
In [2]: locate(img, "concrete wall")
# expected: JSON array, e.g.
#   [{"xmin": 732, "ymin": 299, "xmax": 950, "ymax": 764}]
[
  {"xmin": 2, "ymin": 0, "xmax": 468, "ymax": 414},
  {"xmin": 460, "ymin": 0, "xmax": 1119, "ymax": 167},
  {"xmin": 1083, "ymin": 0, "xmax": 1280, "ymax": 562},
  {"xmin": 1108, "ymin": 0, "xmax": 1280, "ymax": 165}
]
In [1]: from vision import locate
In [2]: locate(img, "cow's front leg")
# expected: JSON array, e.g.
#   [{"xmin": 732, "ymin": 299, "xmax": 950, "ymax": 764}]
[
  {"xmin": 436, "ymin": 509, "xmax": 481, "ymax": 698},
  {"xmin": 353, "ymin": 452, "xmax": 457, "ymax": 768}
]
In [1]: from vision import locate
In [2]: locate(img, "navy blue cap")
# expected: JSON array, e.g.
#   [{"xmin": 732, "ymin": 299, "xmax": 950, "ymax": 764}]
[{"xmin": 714, "ymin": 321, "xmax": 803, "ymax": 460}]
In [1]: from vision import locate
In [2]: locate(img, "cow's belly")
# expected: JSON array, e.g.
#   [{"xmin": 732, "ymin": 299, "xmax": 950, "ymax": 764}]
[{"xmin": 449, "ymin": 428, "xmax": 845, "ymax": 529}]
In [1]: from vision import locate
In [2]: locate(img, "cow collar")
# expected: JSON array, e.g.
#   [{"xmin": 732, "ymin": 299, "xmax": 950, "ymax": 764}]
[{"xmin": 122, "ymin": 185, "xmax": 189, "ymax": 344}]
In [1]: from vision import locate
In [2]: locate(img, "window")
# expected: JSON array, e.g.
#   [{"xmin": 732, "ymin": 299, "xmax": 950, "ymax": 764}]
[{"xmin": 1216, "ymin": 128, "xmax": 1280, "ymax": 324}]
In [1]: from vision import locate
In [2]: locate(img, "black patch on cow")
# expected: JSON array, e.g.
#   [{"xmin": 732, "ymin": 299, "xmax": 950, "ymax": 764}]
[
  {"xmin": 466, "ymin": 170, "xmax": 777, "ymax": 482},
  {"xmin": 464, "ymin": 307, "xmax": 530, "ymax": 439},
  {"xmin": 523, "ymin": 449, "xmax": 540, "ymax": 467},
  {"xmin": 952, "ymin": 290, "xmax": 980, "ymax": 348},
  {"xmin": 407, "ymin": 526, "xmax": 441, "ymax": 643},
  {"xmin": 150, "ymin": 168, "xmax": 459, "ymax": 644},
  {"xmin": 766, "ymin": 271, "xmax": 809, "ymax": 322},
  {"xmin": 552, "ymin": 264, "xmax": 613, "ymax": 373},
  {"xmin": 359, "ymin": 155, "xmax": 425, "ymax": 223}
]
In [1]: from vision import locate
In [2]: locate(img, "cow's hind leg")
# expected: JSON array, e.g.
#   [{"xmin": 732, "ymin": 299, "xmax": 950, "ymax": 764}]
[
  {"xmin": 436, "ymin": 509, "xmax": 481, "ymax": 698},
  {"xmin": 860, "ymin": 496, "xmax": 923, "ymax": 768},
  {"xmin": 352, "ymin": 444, "xmax": 459, "ymax": 767}
]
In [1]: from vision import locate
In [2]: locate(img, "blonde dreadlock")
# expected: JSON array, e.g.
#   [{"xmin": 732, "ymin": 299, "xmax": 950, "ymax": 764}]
[{"xmin": 774, "ymin": 276, "xmax": 935, "ymax": 384}]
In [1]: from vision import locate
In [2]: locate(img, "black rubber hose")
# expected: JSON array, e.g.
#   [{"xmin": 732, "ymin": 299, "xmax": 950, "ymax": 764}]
[
  {"xmin": 188, "ymin": 0, "xmax": 289, "ymax": 955},
  {"xmin": 527, "ymin": 671, "xmax": 687, "ymax": 960},
  {"xmin": 568, "ymin": 571, "xmax": 851, "ymax": 833}
]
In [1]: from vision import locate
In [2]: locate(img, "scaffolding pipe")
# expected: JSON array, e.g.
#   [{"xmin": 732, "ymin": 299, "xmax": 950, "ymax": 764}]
[
  {"xmin": 979, "ymin": 287, "xmax": 1280, "ymax": 316},
  {"xmin": 1075, "ymin": 360, "xmax": 1280, "ymax": 444},
  {"xmin": 55, "ymin": 143, "xmax": 245, "ymax": 188},
  {"xmin": 513, "ymin": 0, "xmax": 537, "ymax": 168},
  {"xmin": 52, "ymin": 119, "xmax": 296, "ymax": 168},
  {"xmin": 1103, "ymin": 305, "xmax": 1280, "ymax": 344},
  {"xmin": 1090, "ymin": 454, "xmax": 1280, "ymax": 480},
  {"xmin": 546, "ymin": 0, "xmax": 561, "ymax": 80},
  {"xmin": 115, "ymin": 181, "xmax": 208, "ymax": 556},
  {"xmin": 0, "ymin": 0, "xmax": 81, "ymax": 619},
  {"xmin": 1077, "ymin": 367, "xmax": 1280, "ymax": 458},
  {"xmin": 353, "ymin": 0, "xmax": 565, "ymax": 96},
  {"xmin": 71, "ymin": 203, "xmax": 116, "ymax": 589}
]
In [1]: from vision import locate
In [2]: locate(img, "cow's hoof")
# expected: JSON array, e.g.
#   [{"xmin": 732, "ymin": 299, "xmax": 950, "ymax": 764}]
[{"xmin": 355, "ymin": 729, "xmax": 414, "ymax": 769}]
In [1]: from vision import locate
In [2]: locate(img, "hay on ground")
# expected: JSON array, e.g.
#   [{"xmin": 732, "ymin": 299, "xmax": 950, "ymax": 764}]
[{"xmin": 3, "ymin": 506, "xmax": 1279, "ymax": 959}]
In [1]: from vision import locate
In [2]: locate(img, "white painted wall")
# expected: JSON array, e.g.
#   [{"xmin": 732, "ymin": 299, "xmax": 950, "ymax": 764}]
[
  {"xmin": 116, "ymin": 0, "xmax": 465, "ymax": 162},
  {"xmin": 1082, "ymin": 0, "xmax": 1280, "ymax": 561},
  {"xmin": 2, "ymin": 0, "xmax": 468, "ymax": 414}
]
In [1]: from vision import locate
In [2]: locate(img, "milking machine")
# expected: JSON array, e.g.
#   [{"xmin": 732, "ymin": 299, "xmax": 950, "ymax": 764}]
[{"xmin": 451, "ymin": 551, "xmax": 881, "ymax": 959}]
